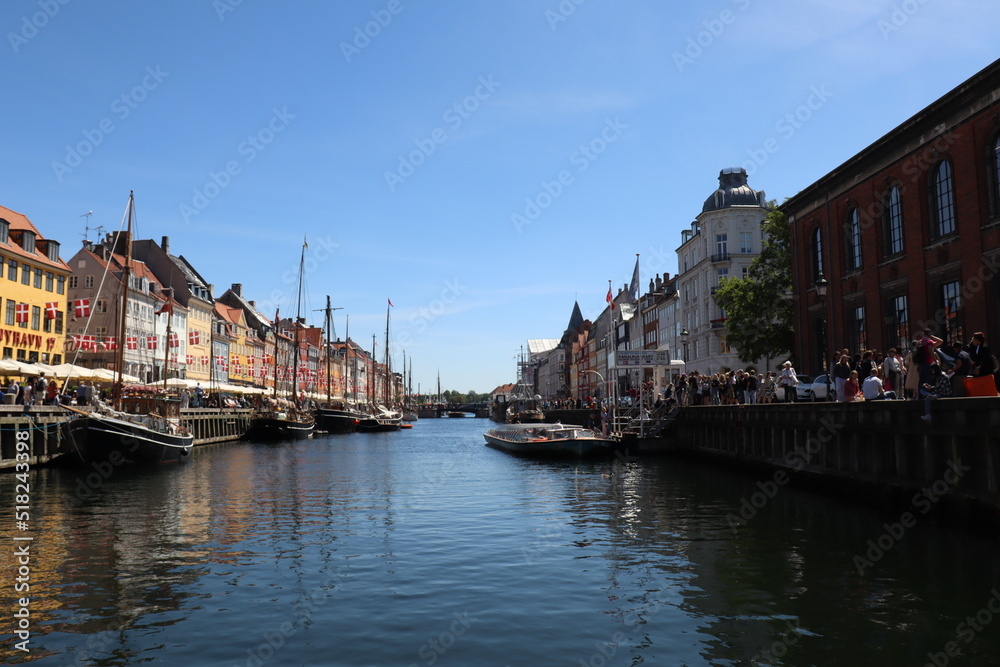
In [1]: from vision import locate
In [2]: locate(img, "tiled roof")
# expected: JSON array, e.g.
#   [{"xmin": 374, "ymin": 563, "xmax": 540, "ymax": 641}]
[{"xmin": 0, "ymin": 204, "xmax": 71, "ymax": 271}]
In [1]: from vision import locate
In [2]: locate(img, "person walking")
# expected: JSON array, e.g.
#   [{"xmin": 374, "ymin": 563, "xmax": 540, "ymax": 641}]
[
  {"xmin": 833, "ymin": 355, "xmax": 852, "ymax": 402},
  {"xmin": 778, "ymin": 361, "xmax": 798, "ymax": 403}
]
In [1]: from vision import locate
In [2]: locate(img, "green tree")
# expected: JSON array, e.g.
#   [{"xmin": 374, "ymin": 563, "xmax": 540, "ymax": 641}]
[{"xmin": 712, "ymin": 207, "xmax": 794, "ymax": 365}]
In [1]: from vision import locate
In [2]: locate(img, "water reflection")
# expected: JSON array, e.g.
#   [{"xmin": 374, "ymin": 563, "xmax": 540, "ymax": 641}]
[{"xmin": 1, "ymin": 421, "xmax": 998, "ymax": 665}]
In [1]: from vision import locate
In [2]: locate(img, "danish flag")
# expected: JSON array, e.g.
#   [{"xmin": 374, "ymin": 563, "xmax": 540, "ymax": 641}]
[
  {"xmin": 186, "ymin": 354, "xmax": 194, "ymax": 365},
  {"xmin": 104, "ymin": 336, "xmax": 118, "ymax": 350},
  {"xmin": 189, "ymin": 331, "xmax": 200, "ymax": 345},
  {"xmin": 200, "ymin": 355, "xmax": 209, "ymax": 366},
  {"xmin": 127, "ymin": 337, "xmax": 138, "ymax": 350},
  {"xmin": 73, "ymin": 299, "xmax": 91, "ymax": 318},
  {"xmin": 15, "ymin": 303, "xmax": 28, "ymax": 323},
  {"xmin": 147, "ymin": 336, "xmax": 158, "ymax": 350},
  {"xmin": 168, "ymin": 332, "xmax": 179, "ymax": 348},
  {"xmin": 45, "ymin": 302, "xmax": 60, "ymax": 320}
]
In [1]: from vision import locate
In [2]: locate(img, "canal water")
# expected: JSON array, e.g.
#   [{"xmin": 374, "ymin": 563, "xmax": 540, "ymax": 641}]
[{"xmin": 2, "ymin": 417, "xmax": 999, "ymax": 666}]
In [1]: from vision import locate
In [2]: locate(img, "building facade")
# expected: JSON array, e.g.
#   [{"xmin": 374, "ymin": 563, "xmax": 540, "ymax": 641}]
[
  {"xmin": 785, "ymin": 59, "xmax": 1000, "ymax": 374},
  {"xmin": 676, "ymin": 168, "xmax": 770, "ymax": 374},
  {"xmin": 0, "ymin": 206, "xmax": 69, "ymax": 364}
]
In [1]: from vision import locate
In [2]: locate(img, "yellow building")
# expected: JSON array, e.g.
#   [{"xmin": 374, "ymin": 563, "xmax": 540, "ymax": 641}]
[{"xmin": 0, "ymin": 206, "xmax": 70, "ymax": 364}]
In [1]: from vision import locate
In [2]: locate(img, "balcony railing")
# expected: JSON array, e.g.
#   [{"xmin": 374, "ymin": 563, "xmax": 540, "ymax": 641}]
[
  {"xmin": 710, "ymin": 318, "xmax": 727, "ymax": 329},
  {"xmin": 710, "ymin": 252, "xmax": 730, "ymax": 263}
]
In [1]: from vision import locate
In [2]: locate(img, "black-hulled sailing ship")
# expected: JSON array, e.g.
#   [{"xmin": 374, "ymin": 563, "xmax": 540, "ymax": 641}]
[
  {"xmin": 246, "ymin": 239, "xmax": 315, "ymax": 440},
  {"xmin": 314, "ymin": 296, "xmax": 366, "ymax": 433},
  {"xmin": 356, "ymin": 301, "xmax": 402, "ymax": 432},
  {"xmin": 63, "ymin": 191, "xmax": 194, "ymax": 465}
]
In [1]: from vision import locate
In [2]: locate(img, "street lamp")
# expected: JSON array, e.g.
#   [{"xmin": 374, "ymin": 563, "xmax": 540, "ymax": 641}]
[{"xmin": 814, "ymin": 273, "xmax": 831, "ymax": 400}]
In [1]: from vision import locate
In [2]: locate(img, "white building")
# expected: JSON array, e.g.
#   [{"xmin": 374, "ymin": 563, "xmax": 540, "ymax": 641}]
[{"xmin": 675, "ymin": 168, "xmax": 770, "ymax": 374}]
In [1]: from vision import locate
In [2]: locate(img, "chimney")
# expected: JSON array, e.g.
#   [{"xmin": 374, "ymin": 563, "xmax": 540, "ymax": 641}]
[
  {"xmin": 249, "ymin": 300, "xmax": 256, "ymax": 308},
  {"xmin": 232, "ymin": 283, "xmax": 242, "ymax": 297},
  {"xmin": 161, "ymin": 235, "xmax": 169, "ymax": 253},
  {"xmin": 207, "ymin": 284, "xmax": 214, "ymax": 298}
]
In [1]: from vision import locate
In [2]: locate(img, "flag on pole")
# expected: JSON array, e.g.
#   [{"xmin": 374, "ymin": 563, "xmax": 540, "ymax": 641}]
[
  {"xmin": 606, "ymin": 282, "xmax": 615, "ymax": 310},
  {"xmin": 155, "ymin": 301, "xmax": 172, "ymax": 315},
  {"xmin": 628, "ymin": 254, "xmax": 640, "ymax": 303},
  {"xmin": 388, "ymin": 298, "xmax": 394, "ymax": 307}
]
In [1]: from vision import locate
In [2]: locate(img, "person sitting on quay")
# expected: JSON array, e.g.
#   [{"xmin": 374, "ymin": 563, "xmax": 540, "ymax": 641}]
[
  {"xmin": 948, "ymin": 340, "xmax": 974, "ymax": 396},
  {"xmin": 920, "ymin": 363, "xmax": 952, "ymax": 422},
  {"xmin": 968, "ymin": 332, "xmax": 996, "ymax": 381},
  {"xmin": 862, "ymin": 367, "xmax": 896, "ymax": 400},
  {"xmin": 842, "ymin": 370, "xmax": 862, "ymax": 402}
]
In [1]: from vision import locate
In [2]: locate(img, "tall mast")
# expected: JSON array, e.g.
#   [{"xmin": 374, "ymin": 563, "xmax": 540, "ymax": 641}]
[
  {"xmin": 384, "ymin": 302, "xmax": 391, "ymax": 406},
  {"xmin": 345, "ymin": 315, "xmax": 351, "ymax": 402},
  {"xmin": 162, "ymin": 287, "xmax": 173, "ymax": 393},
  {"xmin": 291, "ymin": 238, "xmax": 306, "ymax": 404},
  {"xmin": 325, "ymin": 295, "xmax": 332, "ymax": 403},
  {"xmin": 272, "ymin": 308, "xmax": 280, "ymax": 402},
  {"xmin": 371, "ymin": 333, "xmax": 377, "ymax": 404},
  {"xmin": 112, "ymin": 191, "xmax": 134, "ymax": 410}
]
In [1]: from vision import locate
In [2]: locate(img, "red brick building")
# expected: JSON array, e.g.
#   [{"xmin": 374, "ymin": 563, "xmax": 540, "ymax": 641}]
[{"xmin": 785, "ymin": 59, "xmax": 1000, "ymax": 374}]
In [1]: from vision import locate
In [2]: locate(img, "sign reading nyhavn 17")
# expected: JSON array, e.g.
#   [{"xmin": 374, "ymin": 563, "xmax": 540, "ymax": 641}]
[{"xmin": 615, "ymin": 350, "xmax": 671, "ymax": 367}]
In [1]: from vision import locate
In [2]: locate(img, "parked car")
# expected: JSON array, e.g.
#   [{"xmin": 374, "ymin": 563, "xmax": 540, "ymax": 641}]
[
  {"xmin": 775, "ymin": 375, "xmax": 814, "ymax": 401},
  {"xmin": 810, "ymin": 374, "xmax": 832, "ymax": 401}
]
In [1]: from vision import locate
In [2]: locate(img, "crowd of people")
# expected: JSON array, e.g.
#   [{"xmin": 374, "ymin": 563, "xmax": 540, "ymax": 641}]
[
  {"xmin": 547, "ymin": 330, "xmax": 997, "ymax": 418},
  {"xmin": 0, "ymin": 373, "xmax": 107, "ymax": 407}
]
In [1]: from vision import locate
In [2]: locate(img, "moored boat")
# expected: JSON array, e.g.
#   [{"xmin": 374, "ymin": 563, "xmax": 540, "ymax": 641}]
[
  {"xmin": 60, "ymin": 192, "xmax": 194, "ymax": 465},
  {"xmin": 315, "ymin": 402, "xmax": 365, "ymax": 434},
  {"xmin": 356, "ymin": 404, "xmax": 402, "ymax": 432},
  {"xmin": 483, "ymin": 423, "xmax": 618, "ymax": 458},
  {"xmin": 246, "ymin": 410, "xmax": 315, "ymax": 440}
]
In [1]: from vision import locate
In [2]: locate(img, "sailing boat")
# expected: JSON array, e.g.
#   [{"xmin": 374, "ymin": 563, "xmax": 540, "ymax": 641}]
[
  {"xmin": 400, "ymin": 351, "xmax": 418, "ymax": 422},
  {"xmin": 246, "ymin": 239, "xmax": 315, "ymax": 440},
  {"xmin": 314, "ymin": 296, "xmax": 366, "ymax": 433},
  {"xmin": 63, "ymin": 191, "xmax": 194, "ymax": 464},
  {"xmin": 356, "ymin": 301, "xmax": 402, "ymax": 432}
]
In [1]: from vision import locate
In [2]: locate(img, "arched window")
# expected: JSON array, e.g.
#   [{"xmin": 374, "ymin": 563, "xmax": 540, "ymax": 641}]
[
  {"xmin": 992, "ymin": 134, "xmax": 1000, "ymax": 216},
  {"xmin": 884, "ymin": 186, "xmax": 903, "ymax": 255},
  {"xmin": 933, "ymin": 161, "xmax": 955, "ymax": 237},
  {"xmin": 810, "ymin": 227, "xmax": 823, "ymax": 280},
  {"xmin": 846, "ymin": 208, "xmax": 861, "ymax": 270}
]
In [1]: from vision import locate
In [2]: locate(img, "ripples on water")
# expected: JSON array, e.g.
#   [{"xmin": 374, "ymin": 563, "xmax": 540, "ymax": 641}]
[{"xmin": 2, "ymin": 418, "xmax": 999, "ymax": 665}]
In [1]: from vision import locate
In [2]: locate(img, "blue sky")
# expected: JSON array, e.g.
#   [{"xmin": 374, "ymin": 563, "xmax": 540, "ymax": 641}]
[{"xmin": 3, "ymin": 0, "xmax": 998, "ymax": 393}]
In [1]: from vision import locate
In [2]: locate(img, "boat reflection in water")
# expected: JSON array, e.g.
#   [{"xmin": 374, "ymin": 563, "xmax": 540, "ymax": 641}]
[{"xmin": 483, "ymin": 422, "xmax": 618, "ymax": 458}]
